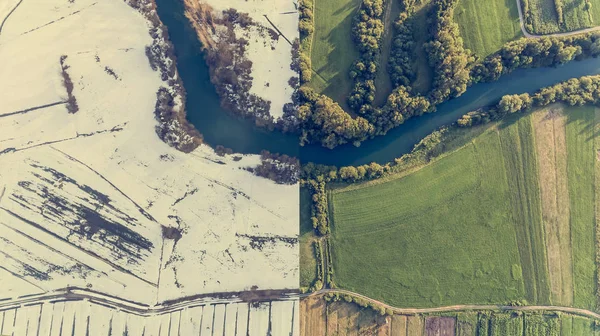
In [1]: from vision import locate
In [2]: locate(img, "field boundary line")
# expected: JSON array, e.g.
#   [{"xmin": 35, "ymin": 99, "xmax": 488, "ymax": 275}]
[
  {"xmin": 515, "ymin": 0, "xmax": 600, "ymax": 38},
  {"xmin": 0, "ymin": 0, "xmax": 24, "ymax": 38},
  {"xmin": 306, "ymin": 289, "xmax": 600, "ymax": 320}
]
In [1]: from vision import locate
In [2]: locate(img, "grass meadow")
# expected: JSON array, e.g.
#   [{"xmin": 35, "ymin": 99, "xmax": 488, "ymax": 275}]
[
  {"xmin": 308, "ymin": 0, "xmax": 361, "ymax": 109},
  {"xmin": 566, "ymin": 106, "xmax": 597, "ymax": 310},
  {"xmin": 454, "ymin": 0, "xmax": 523, "ymax": 58},
  {"xmin": 329, "ymin": 106, "xmax": 598, "ymax": 309}
]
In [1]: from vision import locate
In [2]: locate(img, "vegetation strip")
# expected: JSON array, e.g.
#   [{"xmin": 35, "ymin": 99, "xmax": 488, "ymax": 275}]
[{"xmin": 304, "ymin": 290, "xmax": 600, "ymax": 320}]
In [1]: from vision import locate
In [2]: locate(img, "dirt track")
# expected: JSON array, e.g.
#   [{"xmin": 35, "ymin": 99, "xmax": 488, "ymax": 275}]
[{"xmin": 306, "ymin": 289, "xmax": 600, "ymax": 320}]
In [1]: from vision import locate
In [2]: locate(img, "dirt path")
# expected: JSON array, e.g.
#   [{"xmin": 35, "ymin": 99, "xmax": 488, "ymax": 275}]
[
  {"xmin": 515, "ymin": 0, "xmax": 600, "ymax": 38},
  {"xmin": 306, "ymin": 289, "xmax": 600, "ymax": 320}
]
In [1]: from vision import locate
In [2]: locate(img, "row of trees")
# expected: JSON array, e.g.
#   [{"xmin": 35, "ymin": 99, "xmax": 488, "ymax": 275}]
[
  {"xmin": 323, "ymin": 292, "xmax": 394, "ymax": 316},
  {"xmin": 423, "ymin": 0, "xmax": 473, "ymax": 104},
  {"xmin": 472, "ymin": 33, "xmax": 600, "ymax": 83},
  {"xmin": 298, "ymin": 0, "xmax": 314, "ymax": 83},
  {"xmin": 458, "ymin": 75, "xmax": 600, "ymax": 127},
  {"xmin": 306, "ymin": 179, "xmax": 329, "ymax": 236},
  {"xmin": 387, "ymin": 0, "xmax": 417, "ymax": 88},
  {"xmin": 348, "ymin": 0, "xmax": 386, "ymax": 112}
]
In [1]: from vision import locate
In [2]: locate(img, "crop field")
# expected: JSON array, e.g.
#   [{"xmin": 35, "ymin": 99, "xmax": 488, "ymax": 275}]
[
  {"xmin": 565, "ymin": 106, "xmax": 597, "ymax": 310},
  {"xmin": 329, "ymin": 106, "xmax": 598, "ymax": 309},
  {"xmin": 499, "ymin": 116, "xmax": 550, "ymax": 304},
  {"xmin": 525, "ymin": 0, "xmax": 562, "ymax": 34},
  {"xmin": 524, "ymin": 0, "xmax": 600, "ymax": 34},
  {"xmin": 309, "ymin": 0, "xmax": 361, "ymax": 108},
  {"xmin": 454, "ymin": 0, "xmax": 523, "ymax": 58},
  {"xmin": 299, "ymin": 298, "xmax": 390, "ymax": 335},
  {"xmin": 561, "ymin": 0, "xmax": 600, "ymax": 32},
  {"xmin": 298, "ymin": 304, "xmax": 599, "ymax": 335},
  {"xmin": 473, "ymin": 312, "xmax": 599, "ymax": 336}
]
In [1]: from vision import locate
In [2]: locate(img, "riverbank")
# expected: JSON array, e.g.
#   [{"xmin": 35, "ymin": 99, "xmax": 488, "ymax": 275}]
[{"xmin": 183, "ymin": 0, "xmax": 299, "ymax": 129}]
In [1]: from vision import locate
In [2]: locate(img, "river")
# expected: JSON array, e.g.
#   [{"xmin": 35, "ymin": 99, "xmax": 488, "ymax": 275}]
[{"xmin": 154, "ymin": 0, "xmax": 600, "ymax": 167}]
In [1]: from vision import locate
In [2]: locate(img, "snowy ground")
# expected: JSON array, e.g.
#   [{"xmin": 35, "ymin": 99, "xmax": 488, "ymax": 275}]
[
  {"xmin": 0, "ymin": 0, "xmax": 298, "ymax": 307},
  {"xmin": 0, "ymin": 296, "xmax": 299, "ymax": 336},
  {"xmin": 193, "ymin": 0, "xmax": 299, "ymax": 120}
]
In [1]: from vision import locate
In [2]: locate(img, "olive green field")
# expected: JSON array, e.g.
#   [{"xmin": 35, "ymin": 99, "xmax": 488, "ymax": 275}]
[
  {"xmin": 308, "ymin": 0, "xmax": 361, "ymax": 109},
  {"xmin": 454, "ymin": 0, "xmax": 523, "ymax": 58},
  {"xmin": 328, "ymin": 105, "xmax": 598, "ymax": 309}
]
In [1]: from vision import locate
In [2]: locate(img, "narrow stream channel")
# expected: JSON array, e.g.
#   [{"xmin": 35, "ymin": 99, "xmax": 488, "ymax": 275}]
[{"xmin": 155, "ymin": 0, "xmax": 600, "ymax": 166}]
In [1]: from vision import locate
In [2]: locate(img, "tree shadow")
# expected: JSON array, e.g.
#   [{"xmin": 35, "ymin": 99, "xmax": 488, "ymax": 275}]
[{"xmin": 313, "ymin": 7, "xmax": 360, "ymax": 113}]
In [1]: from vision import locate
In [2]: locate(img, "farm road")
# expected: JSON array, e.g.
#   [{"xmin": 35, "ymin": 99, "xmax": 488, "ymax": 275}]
[
  {"xmin": 515, "ymin": 0, "xmax": 600, "ymax": 38},
  {"xmin": 306, "ymin": 289, "xmax": 600, "ymax": 320}
]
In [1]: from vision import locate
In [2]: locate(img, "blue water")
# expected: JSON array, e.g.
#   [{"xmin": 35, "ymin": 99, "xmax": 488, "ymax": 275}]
[{"xmin": 154, "ymin": 0, "xmax": 600, "ymax": 166}]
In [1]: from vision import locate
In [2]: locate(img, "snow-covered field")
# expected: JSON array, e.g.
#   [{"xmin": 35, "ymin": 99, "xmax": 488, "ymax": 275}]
[
  {"xmin": 190, "ymin": 0, "xmax": 299, "ymax": 120},
  {"xmin": 0, "ymin": 0, "xmax": 298, "ymax": 308},
  {"xmin": 0, "ymin": 296, "xmax": 299, "ymax": 335}
]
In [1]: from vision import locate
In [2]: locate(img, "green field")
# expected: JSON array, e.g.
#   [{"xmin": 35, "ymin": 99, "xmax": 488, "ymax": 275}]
[
  {"xmin": 525, "ymin": 0, "xmax": 600, "ymax": 34},
  {"xmin": 566, "ymin": 106, "xmax": 597, "ymax": 310},
  {"xmin": 454, "ymin": 0, "xmax": 523, "ymax": 58},
  {"xmin": 329, "ymin": 106, "xmax": 598, "ymax": 308},
  {"xmin": 309, "ymin": 0, "xmax": 361, "ymax": 109},
  {"xmin": 300, "ymin": 188, "xmax": 319, "ymax": 288}
]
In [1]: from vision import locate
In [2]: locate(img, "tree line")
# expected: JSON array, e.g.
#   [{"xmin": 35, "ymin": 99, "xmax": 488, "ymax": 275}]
[
  {"xmin": 296, "ymin": 0, "xmax": 600, "ymax": 149},
  {"xmin": 348, "ymin": 0, "xmax": 386, "ymax": 113},
  {"xmin": 323, "ymin": 292, "xmax": 394, "ymax": 316},
  {"xmin": 387, "ymin": 0, "xmax": 418, "ymax": 88},
  {"xmin": 458, "ymin": 75, "xmax": 600, "ymax": 127}
]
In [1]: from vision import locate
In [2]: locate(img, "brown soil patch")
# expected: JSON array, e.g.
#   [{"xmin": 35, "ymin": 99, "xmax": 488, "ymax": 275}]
[
  {"xmin": 532, "ymin": 106, "xmax": 574, "ymax": 306},
  {"xmin": 390, "ymin": 315, "xmax": 408, "ymax": 336},
  {"xmin": 407, "ymin": 316, "xmax": 424, "ymax": 336},
  {"xmin": 425, "ymin": 316, "xmax": 455, "ymax": 336},
  {"xmin": 300, "ymin": 297, "xmax": 326, "ymax": 336},
  {"xmin": 301, "ymin": 298, "xmax": 389, "ymax": 335}
]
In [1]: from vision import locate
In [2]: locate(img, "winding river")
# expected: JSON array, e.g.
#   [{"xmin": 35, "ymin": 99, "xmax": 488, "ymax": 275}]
[{"xmin": 155, "ymin": 0, "xmax": 600, "ymax": 167}]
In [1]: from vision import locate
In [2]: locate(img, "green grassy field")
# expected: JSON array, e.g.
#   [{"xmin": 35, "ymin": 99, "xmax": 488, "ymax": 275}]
[
  {"xmin": 499, "ymin": 116, "xmax": 550, "ymax": 304},
  {"xmin": 300, "ymin": 187, "xmax": 319, "ymax": 288},
  {"xmin": 525, "ymin": 0, "xmax": 600, "ymax": 34},
  {"xmin": 331, "ymin": 125, "xmax": 525, "ymax": 307},
  {"xmin": 308, "ymin": 0, "xmax": 361, "ymax": 109},
  {"xmin": 454, "ymin": 0, "xmax": 523, "ymax": 58},
  {"xmin": 329, "ymin": 106, "xmax": 598, "ymax": 308},
  {"xmin": 566, "ymin": 106, "xmax": 597, "ymax": 310}
]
